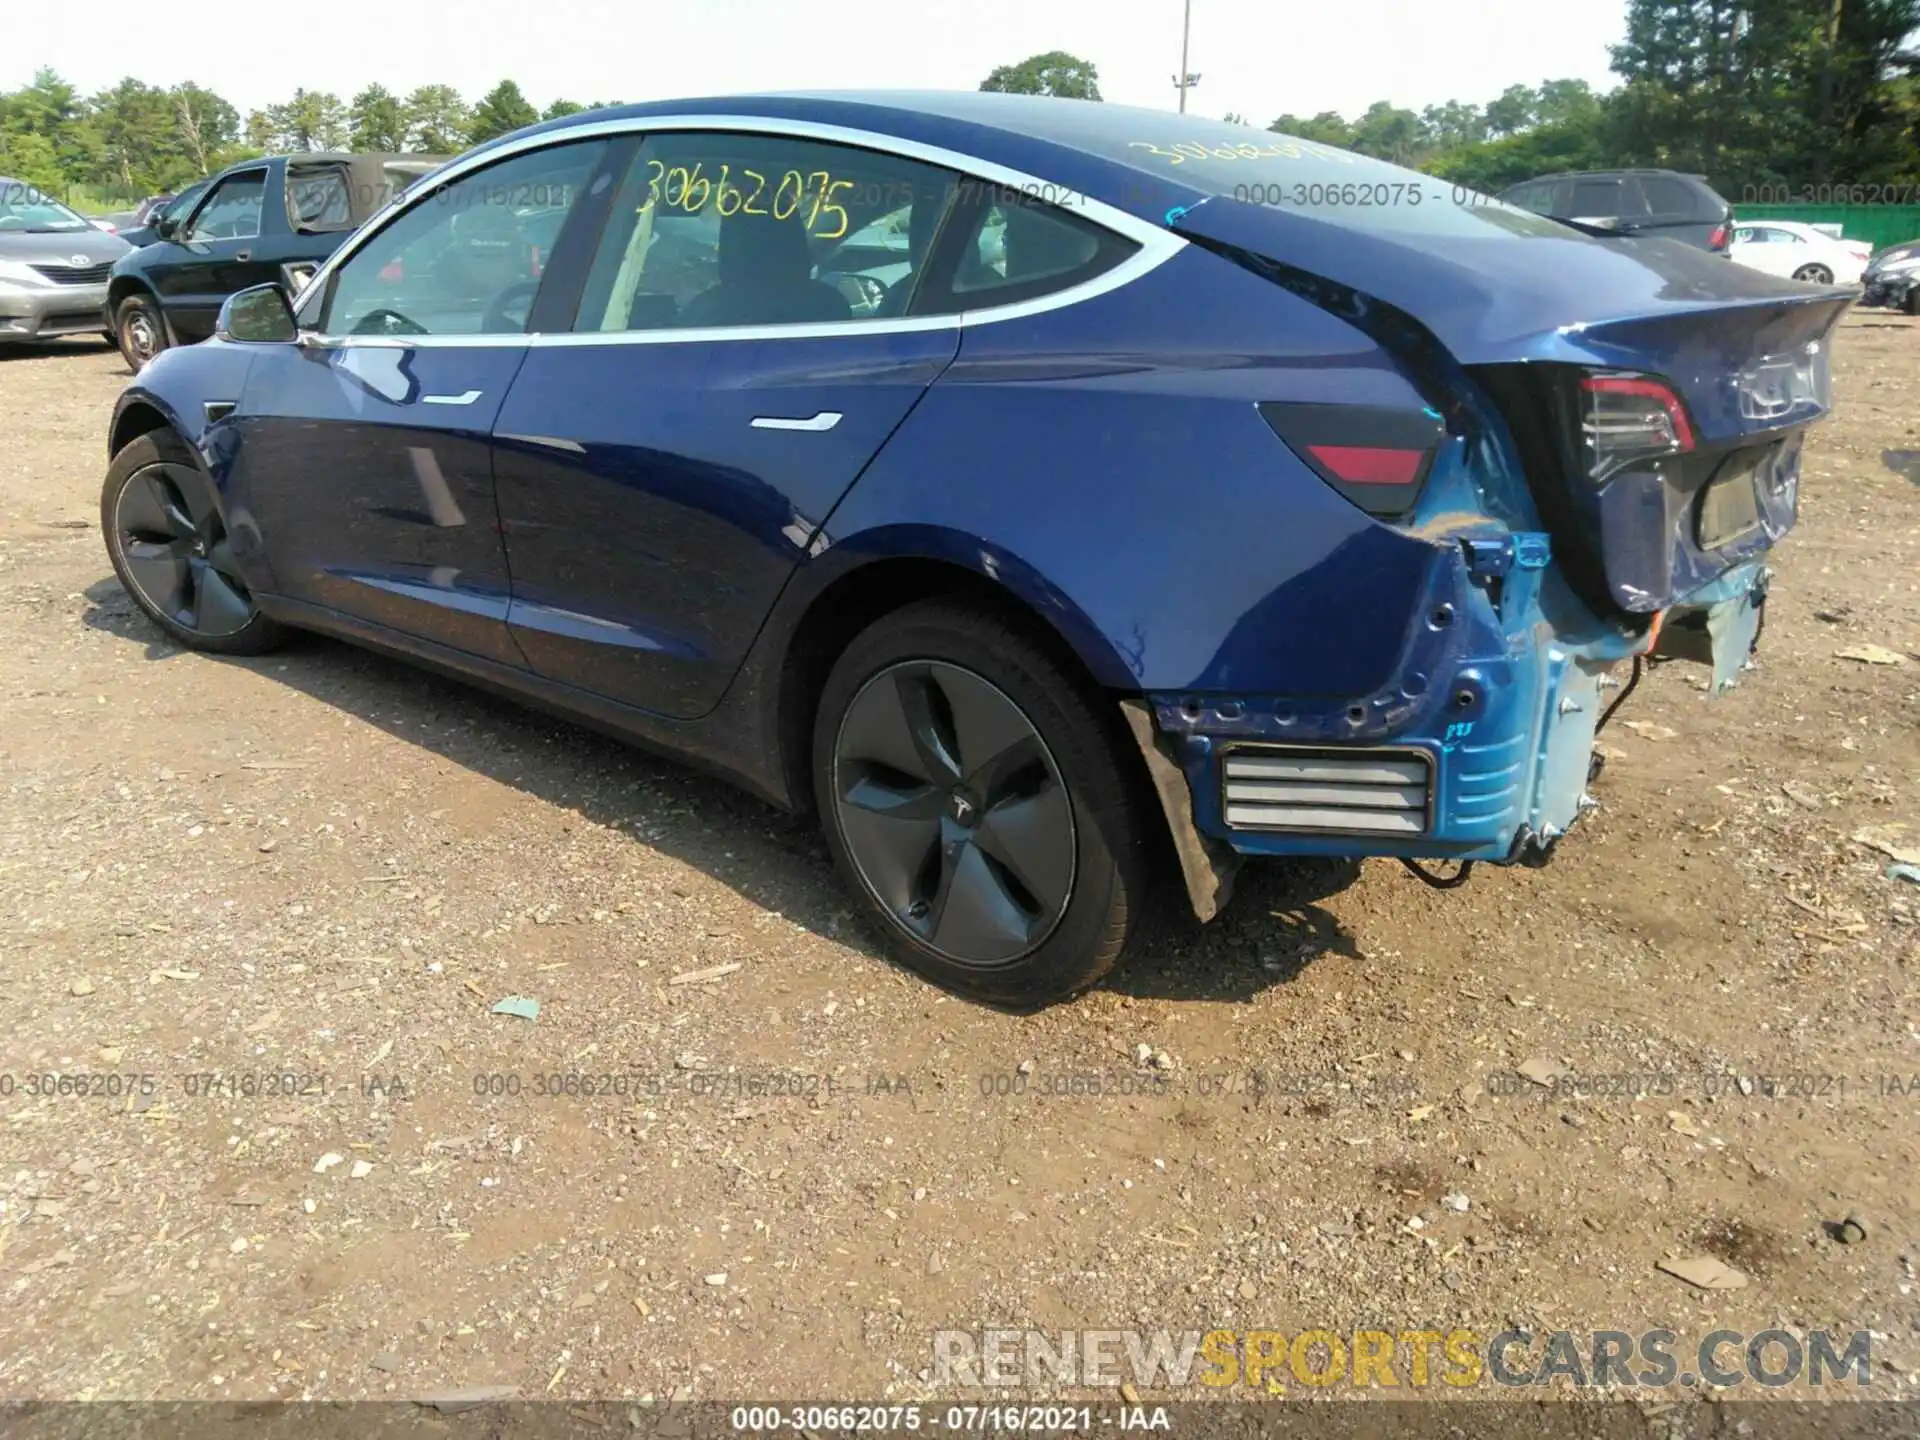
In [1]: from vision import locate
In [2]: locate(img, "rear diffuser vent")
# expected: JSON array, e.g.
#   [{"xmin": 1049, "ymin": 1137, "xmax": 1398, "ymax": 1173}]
[{"xmin": 1222, "ymin": 748, "xmax": 1431, "ymax": 835}]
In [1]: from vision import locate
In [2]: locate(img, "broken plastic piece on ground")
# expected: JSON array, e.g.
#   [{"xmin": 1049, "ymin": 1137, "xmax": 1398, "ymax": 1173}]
[{"xmin": 490, "ymin": 996, "xmax": 540, "ymax": 1021}]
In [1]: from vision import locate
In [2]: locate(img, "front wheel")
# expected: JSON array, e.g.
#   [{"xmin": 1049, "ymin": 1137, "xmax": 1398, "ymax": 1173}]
[
  {"xmin": 114, "ymin": 292, "xmax": 169, "ymax": 369},
  {"xmin": 813, "ymin": 600, "xmax": 1153, "ymax": 1006},
  {"xmin": 1792, "ymin": 263, "xmax": 1833, "ymax": 285},
  {"xmin": 101, "ymin": 430, "xmax": 287, "ymax": 655}
]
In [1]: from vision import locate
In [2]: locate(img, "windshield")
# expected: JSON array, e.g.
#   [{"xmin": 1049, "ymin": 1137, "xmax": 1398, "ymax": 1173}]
[{"xmin": 0, "ymin": 183, "xmax": 90, "ymax": 233}]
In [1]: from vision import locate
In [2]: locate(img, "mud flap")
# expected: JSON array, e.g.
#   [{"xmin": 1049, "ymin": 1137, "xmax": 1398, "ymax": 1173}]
[
  {"xmin": 1120, "ymin": 699, "xmax": 1241, "ymax": 922},
  {"xmin": 1650, "ymin": 561, "xmax": 1769, "ymax": 695}
]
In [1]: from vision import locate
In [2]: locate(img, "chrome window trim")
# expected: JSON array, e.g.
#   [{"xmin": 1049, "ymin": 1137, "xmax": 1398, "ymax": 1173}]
[{"xmin": 293, "ymin": 111, "xmax": 1185, "ymax": 345}]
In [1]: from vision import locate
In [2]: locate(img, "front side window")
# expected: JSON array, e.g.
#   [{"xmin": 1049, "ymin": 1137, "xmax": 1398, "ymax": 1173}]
[
  {"xmin": 185, "ymin": 171, "xmax": 266, "ymax": 242},
  {"xmin": 318, "ymin": 140, "xmax": 606, "ymax": 337},
  {"xmin": 575, "ymin": 131, "xmax": 959, "ymax": 332}
]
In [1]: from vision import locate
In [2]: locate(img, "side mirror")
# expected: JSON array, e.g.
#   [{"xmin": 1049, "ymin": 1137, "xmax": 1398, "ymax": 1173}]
[
  {"xmin": 216, "ymin": 284, "xmax": 297, "ymax": 344},
  {"xmin": 154, "ymin": 214, "xmax": 180, "ymax": 241}
]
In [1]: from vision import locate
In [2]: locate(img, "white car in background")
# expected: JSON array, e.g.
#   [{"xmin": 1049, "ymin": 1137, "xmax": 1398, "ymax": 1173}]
[{"xmin": 1728, "ymin": 220, "xmax": 1869, "ymax": 286}]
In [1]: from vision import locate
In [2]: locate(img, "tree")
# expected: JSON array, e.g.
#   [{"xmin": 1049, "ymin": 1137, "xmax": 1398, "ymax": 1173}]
[
  {"xmin": 349, "ymin": 84, "xmax": 407, "ymax": 152},
  {"xmin": 1268, "ymin": 111, "xmax": 1353, "ymax": 146},
  {"xmin": 542, "ymin": 99, "xmax": 586, "ymax": 121},
  {"xmin": 1483, "ymin": 84, "xmax": 1538, "ymax": 136},
  {"xmin": 470, "ymin": 80, "xmax": 538, "ymax": 144},
  {"xmin": 979, "ymin": 51, "xmax": 1102, "ymax": 100},
  {"xmin": 1421, "ymin": 99, "xmax": 1487, "ymax": 150},
  {"xmin": 1347, "ymin": 101, "xmax": 1430, "ymax": 163},
  {"xmin": 3, "ymin": 68, "xmax": 89, "ymax": 184},
  {"xmin": 171, "ymin": 83, "xmax": 238, "ymax": 175},
  {"xmin": 403, "ymin": 85, "xmax": 470, "ymax": 153},
  {"xmin": 258, "ymin": 88, "xmax": 348, "ymax": 152},
  {"xmin": 86, "ymin": 78, "xmax": 175, "ymax": 188}
]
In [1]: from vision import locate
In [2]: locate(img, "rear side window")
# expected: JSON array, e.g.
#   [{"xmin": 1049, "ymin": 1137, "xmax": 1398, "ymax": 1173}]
[
  {"xmin": 575, "ymin": 131, "xmax": 962, "ymax": 332},
  {"xmin": 1638, "ymin": 175, "xmax": 1697, "ymax": 218},
  {"xmin": 185, "ymin": 171, "xmax": 266, "ymax": 242},
  {"xmin": 1568, "ymin": 178, "xmax": 1628, "ymax": 217},
  {"xmin": 287, "ymin": 166, "xmax": 353, "ymax": 232},
  {"xmin": 914, "ymin": 184, "xmax": 1136, "ymax": 314}
]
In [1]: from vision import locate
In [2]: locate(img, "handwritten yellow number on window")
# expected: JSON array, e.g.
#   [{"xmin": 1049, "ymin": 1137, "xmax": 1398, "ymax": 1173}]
[
  {"xmin": 772, "ymin": 170, "xmax": 805, "ymax": 221},
  {"xmin": 638, "ymin": 158, "xmax": 665, "ymax": 212},
  {"xmin": 813, "ymin": 178, "xmax": 854, "ymax": 240},
  {"xmin": 714, "ymin": 164, "xmax": 741, "ymax": 217},
  {"xmin": 739, "ymin": 169, "xmax": 768, "ymax": 215}
]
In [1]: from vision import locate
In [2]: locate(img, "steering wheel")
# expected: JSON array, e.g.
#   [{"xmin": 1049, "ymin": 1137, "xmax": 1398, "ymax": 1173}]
[
  {"xmin": 351, "ymin": 308, "xmax": 429, "ymax": 337},
  {"xmin": 483, "ymin": 281, "xmax": 541, "ymax": 334}
]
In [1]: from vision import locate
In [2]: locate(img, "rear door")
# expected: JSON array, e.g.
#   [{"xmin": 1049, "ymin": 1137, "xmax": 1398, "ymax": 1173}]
[
  {"xmin": 224, "ymin": 137, "xmax": 613, "ymax": 667},
  {"xmin": 492, "ymin": 126, "xmax": 965, "ymax": 720},
  {"xmin": 152, "ymin": 164, "xmax": 280, "ymax": 341}
]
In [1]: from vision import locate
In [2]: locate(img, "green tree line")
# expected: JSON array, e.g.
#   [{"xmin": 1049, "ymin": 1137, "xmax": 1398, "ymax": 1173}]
[
  {"xmin": 980, "ymin": 1, "xmax": 1920, "ymax": 196},
  {"xmin": 0, "ymin": 70, "xmax": 615, "ymax": 201},
  {"xmin": 6, "ymin": 0, "xmax": 1915, "ymax": 209}
]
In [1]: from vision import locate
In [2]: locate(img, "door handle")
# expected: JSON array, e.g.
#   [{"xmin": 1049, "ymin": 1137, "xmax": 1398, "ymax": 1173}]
[
  {"xmin": 750, "ymin": 411, "xmax": 842, "ymax": 432},
  {"xmin": 422, "ymin": 389, "xmax": 484, "ymax": 406},
  {"xmin": 235, "ymin": 249, "xmax": 251, "ymax": 261}
]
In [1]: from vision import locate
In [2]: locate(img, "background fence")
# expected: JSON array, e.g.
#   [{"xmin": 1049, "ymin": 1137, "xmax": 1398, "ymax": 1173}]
[{"xmin": 1733, "ymin": 203, "xmax": 1920, "ymax": 251}]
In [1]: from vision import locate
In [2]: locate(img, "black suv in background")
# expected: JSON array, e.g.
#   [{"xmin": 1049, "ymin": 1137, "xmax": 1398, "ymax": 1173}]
[{"xmin": 1497, "ymin": 169, "xmax": 1732, "ymax": 252}]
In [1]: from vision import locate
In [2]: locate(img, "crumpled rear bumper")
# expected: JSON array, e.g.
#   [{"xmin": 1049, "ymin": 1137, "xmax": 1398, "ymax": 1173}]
[{"xmin": 1131, "ymin": 538, "xmax": 1771, "ymax": 904}]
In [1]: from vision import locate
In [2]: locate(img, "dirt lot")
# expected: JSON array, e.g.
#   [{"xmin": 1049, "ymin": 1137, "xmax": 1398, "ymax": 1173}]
[{"xmin": 0, "ymin": 318, "xmax": 1916, "ymax": 1418}]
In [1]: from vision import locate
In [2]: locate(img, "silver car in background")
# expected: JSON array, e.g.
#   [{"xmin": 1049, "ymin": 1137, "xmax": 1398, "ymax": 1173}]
[{"xmin": 0, "ymin": 178, "xmax": 131, "ymax": 346}]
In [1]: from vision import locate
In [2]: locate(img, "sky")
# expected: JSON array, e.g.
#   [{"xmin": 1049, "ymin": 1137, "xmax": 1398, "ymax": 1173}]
[{"xmin": 8, "ymin": 0, "xmax": 1628, "ymax": 123}]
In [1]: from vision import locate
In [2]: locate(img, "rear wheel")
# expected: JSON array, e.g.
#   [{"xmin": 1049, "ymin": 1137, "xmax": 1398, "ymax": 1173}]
[
  {"xmin": 101, "ymin": 431, "xmax": 287, "ymax": 655},
  {"xmin": 114, "ymin": 291, "xmax": 169, "ymax": 369},
  {"xmin": 813, "ymin": 601, "xmax": 1152, "ymax": 1006},
  {"xmin": 1905, "ymin": 286, "xmax": 1920, "ymax": 317},
  {"xmin": 1792, "ymin": 263, "xmax": 1833, "ymax": 285}
]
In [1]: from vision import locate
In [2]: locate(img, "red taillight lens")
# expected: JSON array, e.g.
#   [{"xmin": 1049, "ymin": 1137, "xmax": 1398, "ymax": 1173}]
[
  {"xmin": 1305, "ymin": 444, "xmax": 1427, "ymax": 487},
  {"xmin": 1259, "ymin": 402, "xmax": 1445, "ymax": 518},
  {"xmin": 1578, "ymin": 372, "xmax": 1696, "ymax": 482},
  {"xmin": 1709, "ymin": 225, "xmax": 1728, "ymax": 251}
]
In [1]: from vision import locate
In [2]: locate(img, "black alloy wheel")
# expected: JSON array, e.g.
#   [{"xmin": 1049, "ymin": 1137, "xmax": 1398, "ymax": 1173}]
[
  {"xmin": 833, "ymin": 659, "xmax": 1077, "ymax": 964},
  {"xmin": 814, "ymin": 601, "xmax": 1152, "ymax": 1005},
  {"xmin": 101, "ymin": 431, "xmax": 286, "ymax": 655}
]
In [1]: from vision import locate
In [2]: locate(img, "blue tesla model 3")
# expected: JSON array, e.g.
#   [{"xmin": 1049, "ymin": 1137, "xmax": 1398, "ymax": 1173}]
[{"xmin": 100, "ymin": 92, "xmax": 1846, "ymax": 1003}]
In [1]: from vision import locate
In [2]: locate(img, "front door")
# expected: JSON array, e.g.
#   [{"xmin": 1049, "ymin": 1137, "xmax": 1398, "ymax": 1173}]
[
  {"xmin": 493, "ymin": 127, "xmax": 968, "ymax": 719},
  {"xmin": 223, "ymin": 137, "xmax": 614, "ymax": 668},
  {"xmin": 153, "ymin": 166, "xmax": 279, "ymax": 342}
]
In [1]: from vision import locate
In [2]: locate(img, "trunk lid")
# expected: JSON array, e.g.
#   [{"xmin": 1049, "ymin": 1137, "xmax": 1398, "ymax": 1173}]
[{"xmin": 1170, "ymin": 196, "xmax": 1849, "ymax": 617}]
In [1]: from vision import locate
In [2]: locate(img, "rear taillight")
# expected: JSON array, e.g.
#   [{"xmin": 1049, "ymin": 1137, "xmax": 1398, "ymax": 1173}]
[
  {"xmin": 1257, "ymin": 402, "xmax": 1445, "ymax": 518},
  {"xmin": 1578, "ymin": 372, "xmax": 1696, "ymax": 481},
  {"xmin": 1709, "ymin": 224, "xmax": 1728, "ymax": 251}
]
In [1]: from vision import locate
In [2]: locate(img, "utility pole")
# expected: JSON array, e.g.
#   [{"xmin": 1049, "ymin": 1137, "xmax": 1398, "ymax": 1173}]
[{"xmin": 1173, "ymin": 0, "xmax": 1201, "ymax": 113}]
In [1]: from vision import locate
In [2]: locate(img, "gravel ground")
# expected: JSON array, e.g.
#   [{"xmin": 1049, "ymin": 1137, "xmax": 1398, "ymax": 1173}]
[{"xmin": 0, "ymin": 320, "xmax": 1916, "ymax": 1415}]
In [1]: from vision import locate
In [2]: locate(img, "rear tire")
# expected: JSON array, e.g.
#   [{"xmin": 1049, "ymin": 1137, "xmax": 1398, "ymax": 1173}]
[
  {"xmin": 1905, "ymin": 286, "xmax": 1920, "ymax": 317},
  {"xmin": 813, "ymin": 600, "xmax": 1153, "ymax": 1006},
  {"xmin": 101, "ymin": 430, "xmax": 287, "ymax": 656},
  {"xmin": 114, "ymin": 291, "xmax": 169, "ymax": 369},
  {"xmin": 1792, "ymin": 263, "xmax": 1833, "ymax": 285}
]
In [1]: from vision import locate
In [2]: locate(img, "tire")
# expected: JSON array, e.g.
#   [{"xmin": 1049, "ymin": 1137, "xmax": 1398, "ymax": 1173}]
[
  {"xmin": 114, "ymin": 291, "xmax": 169, "ymax": 369},
  {"xmin": 813, "ymin": 600, "xmax": 1153, "ymax": 1005},
  {"xmin": 1792, "ymin": 263, "xmax": 1833, "ymax": 285},
  {"xmin": 101, "ymin": 430, "xmax": 287, "ymax": 656},
  {"xmin": 1905, "ymin": 287, "xmax": 1920, "ymax": 317}
]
